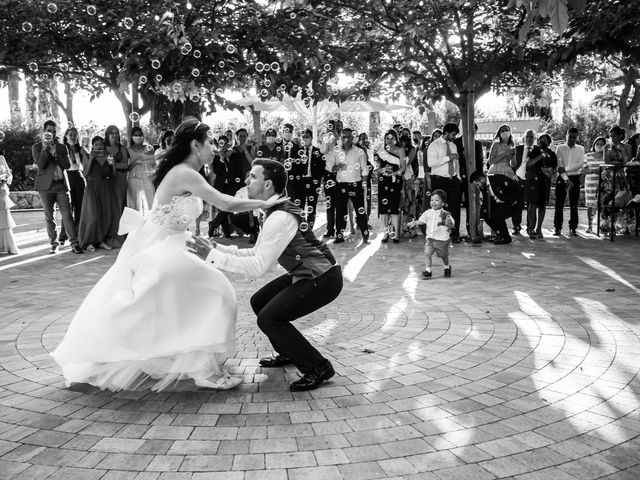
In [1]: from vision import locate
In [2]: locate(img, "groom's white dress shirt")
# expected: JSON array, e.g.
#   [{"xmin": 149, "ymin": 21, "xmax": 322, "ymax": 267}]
[{"xmin": 206, "ymin": 195, "xmax": 297, "ymax": 277}]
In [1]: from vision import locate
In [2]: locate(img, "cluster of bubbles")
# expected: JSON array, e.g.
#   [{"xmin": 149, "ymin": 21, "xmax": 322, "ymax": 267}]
[
  {"xmin": 254, "ymin": 62, "xmax": 280, "ymax": 73},
  {"xmin": 180, "ymin": 42, "xmax": 193, "ymax": 55}
]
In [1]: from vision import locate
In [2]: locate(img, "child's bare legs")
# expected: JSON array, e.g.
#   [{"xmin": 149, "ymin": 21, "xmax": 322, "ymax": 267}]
[
  {"xmin": 440, "ymin": 252, "xmax": 449, "ymax": 268},
  {"xmin": 391, "ymin": 214, "xmax": 400, "ymax": 240},
  {"xmin": 381, "ymin": 214, "xmax": 390, "ymax": 241},
  {"xmin": 586, "ymin": 206, "xmax": 595, "ymax": 233}
]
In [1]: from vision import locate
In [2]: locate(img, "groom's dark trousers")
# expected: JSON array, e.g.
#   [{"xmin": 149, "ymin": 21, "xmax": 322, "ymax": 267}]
[{"xmin": 250, "ymin": 265, "xmax": 343, "ymax": 373}]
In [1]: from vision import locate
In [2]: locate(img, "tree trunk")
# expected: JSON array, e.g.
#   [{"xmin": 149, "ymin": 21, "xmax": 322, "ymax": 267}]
[
  {"xmin": 369, "ymin": 112, "xmax": 380, "ymax": 139},
  {"xmin": 426, "ymin": 109, "xmax": 437, "ymax": 135},
  {"xmin": 63, "ymin": 80, "xmax": 74, "ymax": 126},
  {"xmin": 115, "ymin": 90, "xmax": 133, "ymax": 139},
  {"xmin": 459, "ymin": 92, "xmax": 481, "ymax": 243},
  {"xmin": 8, "ymin": 71, "xmax": 21, "ymax": 127},
  {"xmin": 131, "ymin": 79, "xmax": 140, "ymax": 129},
  {"xmin": 618, "ymin": 66, "xmax": 640, "ymax": 131},
  {"xmin": 49, "ymin": 79, "xmax": 60, "ymax": 120},
  {"xmin": 25, "ymin": 77, "xmax": 38, "ymax": 127},
  {"xmin": 251, "ymin": 109, "xmax": 261, "ymax": 141}
]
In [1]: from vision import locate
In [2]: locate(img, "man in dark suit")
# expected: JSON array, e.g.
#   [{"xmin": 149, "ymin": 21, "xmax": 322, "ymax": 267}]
[
  {"xmin": 208, "ymin": 135, "xmax": 248, "ymax": 238},
  {"xmin": 289, "ymin": 129, "xmax": 325, "ymax": 229},
  {"xmin": 32, "ymin": 120, "xmax": 82, "ymax": 254},
  {"xmin": 470, "ymin": 171, "xmax": 521, "ymax": 244},
  {"xmin": 510, "ymin": 129, "xmax": 536, "ymax": 235}
]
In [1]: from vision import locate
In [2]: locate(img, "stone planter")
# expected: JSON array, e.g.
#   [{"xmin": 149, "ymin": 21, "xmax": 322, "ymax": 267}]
[{"xmin": 9, "ymin": 191, "xmax": 42, "ymax": 209}]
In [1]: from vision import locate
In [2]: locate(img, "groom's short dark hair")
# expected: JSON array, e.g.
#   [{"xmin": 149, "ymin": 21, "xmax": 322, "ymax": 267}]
[{"xmin": 252, "ymin": 159, "xmax": 287, "ymax": 194}]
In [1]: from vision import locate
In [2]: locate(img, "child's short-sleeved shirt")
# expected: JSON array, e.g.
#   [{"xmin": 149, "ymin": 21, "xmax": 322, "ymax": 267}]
[{"xmin": 418, "ymin": 208, "xmax": 454, "ymax": 241}]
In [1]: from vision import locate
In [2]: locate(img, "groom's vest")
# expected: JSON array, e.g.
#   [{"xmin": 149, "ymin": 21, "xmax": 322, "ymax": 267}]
[{"xmin": 265, "ymin": 201, "xmax": 338, "ymax": 280}]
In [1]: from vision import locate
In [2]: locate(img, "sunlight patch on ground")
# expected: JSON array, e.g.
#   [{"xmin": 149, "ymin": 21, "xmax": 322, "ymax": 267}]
[
  {"xmin": 577, "ymin": 256, "xmax": 640, "ymax": 294},
  {"xmin": 341, "ymin": 233, "xmax": 383, "ymax": 283}
]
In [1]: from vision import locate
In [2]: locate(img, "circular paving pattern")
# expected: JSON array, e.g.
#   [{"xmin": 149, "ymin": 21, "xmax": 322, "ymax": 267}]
[{"xmin": 2, "ymin": 233, "xmax": 640, "ymax": 479}]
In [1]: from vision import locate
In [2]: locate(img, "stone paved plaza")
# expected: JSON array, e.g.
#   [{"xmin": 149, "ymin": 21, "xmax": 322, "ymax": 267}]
[{"xmin": 1, "ymin": 209, "xmax": 640, "ymax": 480}]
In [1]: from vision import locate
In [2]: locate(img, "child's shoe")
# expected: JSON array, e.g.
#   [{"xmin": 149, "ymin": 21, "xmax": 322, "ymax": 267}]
[
  {"xmin": 422, "ymin": 270, "xmax": 432, "ymax": 279},
  {"xmin": 444, "ymin": 266, "xmax": 452, "ymax": 277}
]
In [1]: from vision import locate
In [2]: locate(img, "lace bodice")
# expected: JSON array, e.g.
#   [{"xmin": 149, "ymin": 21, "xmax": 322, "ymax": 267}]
[{"xmin": 148, "ymin": 195, "xmax": 203, "ymax": 232}]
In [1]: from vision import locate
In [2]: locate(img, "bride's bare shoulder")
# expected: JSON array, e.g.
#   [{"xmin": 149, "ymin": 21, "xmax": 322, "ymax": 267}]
[{"xmin": 156, "ymin": 165, "xmax": 196, "ymax": 201}]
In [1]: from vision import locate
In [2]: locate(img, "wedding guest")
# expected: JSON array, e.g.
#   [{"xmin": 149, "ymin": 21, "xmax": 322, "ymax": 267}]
[
  {"xmin": 209, "ymin": 135, "xmax": 248, "ymax": 238},
  {"xmin": 554, "ymin": 127, "xmax": 586, "ymax": 236},
  {"xmin": 510, "ymin": 129, "xmax": 536, "ymax": 235},
  {"xmin": 321, "ymin": 120, "xmax": 341, "ymax": 238},
  {"xmin": 0, "ymin": 152, "xmax": 19, "ymax": 254},
  {"xmin": 601, "ymin": 126, "xmax": 634, "ymax": 235},
  {"xmin": 357, "ymin": 133, "xmax": 375, "ymax": 226},
  {"xmin": 104, "ymin": 125, "xmax": 129, "ymax": 214},
  {"xmin": 62, "ymin": 127, "xmax": 87, "ymax": 229},
  {"xmin": 375, "ymin": 129, "xmax": 405, "ymax": 243},
  {"xmin": 525, "ymin": 133, "xmax": 557, "ymax": 239},
  {"xmin": 427, "ymin": 123, "xmax": 462, "ymax": 242},
  {"xmin": 78, "ymin": 136, "xmax": 119, "ymax": 252},
  {"xmin": 32, "ymin": 120, "xmax": 83, "ymax": 254},
  {"xmin": 488, "ymin": 124, "xmax": 518, "ymax": 180},
  {"xmin": 584, "ymin": 136, "xmax": 606, "ymax": 233},
  {"xmin": 471, "ymin": 170, "xmax": 521, "ymax": 244},
  {"xmin": 155, "ymin": 129, "xmax": 174, "ymax": 165},
  {"xmin": 605, "ymin": 125, "xmax": 632, "ymax": 165},
  {"xmin": 399, "ymin": 131, "xmax": 418, "ymax": 238},
  {"xmin": 126, "ymin": 126, "xmax": 156, "ymax": 214},
  {"xmin": 292, "ymin": 129, "xmax": 325, "ymax": 229},
  {"xmin": 325, "ymin": 128, "xmax": 370, "ymax": 244},
  {"xmin": 256, "ymin": 128, "xmax": 285, "ymax": 163}
]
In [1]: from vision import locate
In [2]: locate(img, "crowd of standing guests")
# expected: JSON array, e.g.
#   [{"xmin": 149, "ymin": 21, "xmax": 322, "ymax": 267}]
[{"xmin": 1, "ymin": 118, "xmax": 640, "ymax": 257}]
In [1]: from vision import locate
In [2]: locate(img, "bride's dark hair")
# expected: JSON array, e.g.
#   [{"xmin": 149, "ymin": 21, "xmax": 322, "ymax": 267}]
[{"xmin": 153, "ymin": 117, "xmax": 210, "ymax": 190}]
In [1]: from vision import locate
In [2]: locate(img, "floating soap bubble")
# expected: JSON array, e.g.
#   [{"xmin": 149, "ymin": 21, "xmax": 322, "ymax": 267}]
[
  {"xmin": 85, "ymin": 71, "xmax": 93, "ymax": 79},
  {"xmin": 218, "ymin": 61, "xmax": 225, "ymax": 68},
  {"xmin": 53, "ymin": 72, "xmax": 64, "ymax": 81},
  {"xmin": 129, "ymin": 112, "xmax": 140, "ymax": 122},
  {"xmin": 60, "ymin": 63, "xmax": 69, "ymax": 72},
  {"xmin": 172, "ymin": 82, "xmax": 182, "ymax": 93},
  {"xmin": 260, "ymin": 88, "xmax": 268, "ymax": 97},
  {"xmin": 264, "ymin": 79, "xmax": 271, "ymax": 87},
  {"xmin": 225, "ymin": 44, "xmax": 236, "ymax": 54},
  {"xmin": 284, "ymin": 161, "xmax": 292, "ymax": 171},
  {"xmin": 215, "ymin": 88, "xmax": 223, "ymax": 96},
  {"xmin": 47, "ymin": 2, "xmax": 58, "ymax": 13},
  {"xmin": 191, "ymin": 68, "xmax": 200, "ymax": 77},
  {"xmin": 270, "ymin": 62, "xmax": 279, "ymax": 71},
  {"xmin": 263, "ymin": 63, "xmax": 271, "ymax": 72},
  {"xmin": 22, "ymin": 22, "xmax": 33, "ymax": 32},
  {"xmin": 155, "ymin": 74, "xmax": 162, "ymax": 82},
  {"xmin": 358, "ymin": 207, "xmax": 365, "ymax": 214},
  {"xmin": 87, "ymin": 5, "xmax": 96, "ymax": 15},
  {"xmin": 290, "ymin": 12, "xmax": 296, "ymax": 19},
  {"xmin": 146, "ymin": 144, "xmax": 154, "ymax": 152},
  {"xmin": 191, "ymin": 93, "xmax": 201, "ymax": 102},
  {"xmin": 139, "ymin": 75, "xmax": 147, "ymax": 84},
  {"xmin": 299, "ymin": 222, "xmax": 309, "ymax": 232},
  {"xmin": 151, "ymin": 59, "xmax": 161, "ymax": 69},
  {"xmin": 228, "ymin": 70, "xmax": 235, "ymax": 77},
  {"xmin": 193, "ymin": 49, "xmax": 201, "ymax": 58},
  {"xmin": 254, "ymin": 62, "xmax": 265, "ymax": 72},
  {"xmin": 382, "ymin": 198, "xmax": 388, "ymax": 205},
  {"xmin": 323, "ymin": 64, "xmax": 331, "ymax": 71},
  {"xmin": 123, "ymin": 17, "xmax": 133, "ymax": 29},
  {"xmin": 28, "ymin": 62, "xmax": 38, "ymax": 72}
]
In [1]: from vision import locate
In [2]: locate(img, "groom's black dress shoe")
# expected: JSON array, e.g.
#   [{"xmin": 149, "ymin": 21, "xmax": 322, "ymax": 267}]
[
  {"xmin": 289, "ymin": 361, "xmax": 335, "ymax": 392},
  {"xmin": 259, "ymin": 355, "xmax": 292, "ymax": 368}
]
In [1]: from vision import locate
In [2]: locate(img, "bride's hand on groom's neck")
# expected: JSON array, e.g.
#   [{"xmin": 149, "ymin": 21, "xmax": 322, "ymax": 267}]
[
  {"xmin": 186, "ymin": 234, "xmax": 215, "ymax": 261},
  {"xmin": 263, "ymin": 195, "xmax": 289, "ymax": 208}
]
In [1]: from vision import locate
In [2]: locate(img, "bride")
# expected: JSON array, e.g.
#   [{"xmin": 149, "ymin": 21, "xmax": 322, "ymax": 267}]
[{"xmin": 51, "ymin": 118, "xmax": 284, "ymax": 392}]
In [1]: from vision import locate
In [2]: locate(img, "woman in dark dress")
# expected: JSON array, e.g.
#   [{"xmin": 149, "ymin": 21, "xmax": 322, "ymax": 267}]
[
  {"xmin": 525, "ymin": 133, "xmax": 557, "ymax": 239},
  {"xmin": 78, "ymin": 136, "xmax": 120, "ymax": 252},
  {"xmin": 104, "ymin": 125, "xmax": 129, "ymax": 213},
  {"xmin": 375, "ymin": 129, "xmax": 406, "ymax": 243}
]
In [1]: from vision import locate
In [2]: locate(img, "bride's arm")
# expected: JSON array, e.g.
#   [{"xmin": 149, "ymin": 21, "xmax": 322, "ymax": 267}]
[{"xmin": 179, "ymin": 168, "xmax": 276, "ymax": 212}]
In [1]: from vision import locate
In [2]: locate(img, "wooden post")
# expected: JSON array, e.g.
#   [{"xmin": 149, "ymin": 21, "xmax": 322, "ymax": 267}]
[{"xmin": 463, "ymin": 90, "xmax": 480, "ymax": 242}]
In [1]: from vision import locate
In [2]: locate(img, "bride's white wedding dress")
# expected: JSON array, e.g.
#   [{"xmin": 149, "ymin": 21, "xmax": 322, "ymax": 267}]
[{"xmin": 51, "ymin": 194, "xmax": 238, "ymax": 391}]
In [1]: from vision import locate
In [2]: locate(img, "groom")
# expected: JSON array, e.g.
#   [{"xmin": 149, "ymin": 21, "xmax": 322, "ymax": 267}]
[{"xmin": 187, "ymin": 159, "xmax": 343, "ymax": 391}]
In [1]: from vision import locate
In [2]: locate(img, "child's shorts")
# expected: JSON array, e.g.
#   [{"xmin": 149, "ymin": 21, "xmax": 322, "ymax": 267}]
[{"xmin": 425, "ymin": 238, "xmax": 450, "ymax": 258}]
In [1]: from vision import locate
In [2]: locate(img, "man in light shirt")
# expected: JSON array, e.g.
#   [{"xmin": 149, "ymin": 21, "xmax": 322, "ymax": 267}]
[
  {"xmin": 510, "ymin": 129, "xmax": 536, "ymax": 235},
  {"xmin": 554, "ymin": 127, "xmax": 585, "ymax": 236},
  {"xmin": 187, "ymin": 159, "xmax": 342, "ymax": 392},
  {"xmin": 427, "ymin": 123, "xmax": 462, "ymax": 242},
  {"xmin": 324, "ymin": 128, "xmax": 370, "ymax": 244}
]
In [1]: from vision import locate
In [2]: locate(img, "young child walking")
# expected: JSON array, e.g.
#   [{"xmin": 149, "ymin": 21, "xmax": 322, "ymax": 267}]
[{"xmin": 407, "ymin": 189, "xmax": 455, "ymax": 279}]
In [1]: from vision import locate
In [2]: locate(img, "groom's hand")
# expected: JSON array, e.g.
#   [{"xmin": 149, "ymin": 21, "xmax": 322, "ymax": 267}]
[{"xmin": 186, "ymin": 234, "xmax": 215, "ymax": 261}]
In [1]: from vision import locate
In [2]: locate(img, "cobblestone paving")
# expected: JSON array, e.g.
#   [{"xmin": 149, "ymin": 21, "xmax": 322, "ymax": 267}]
[{"xmin": 1, "ymin": 209, "xmax": 640, "ymax": 479}]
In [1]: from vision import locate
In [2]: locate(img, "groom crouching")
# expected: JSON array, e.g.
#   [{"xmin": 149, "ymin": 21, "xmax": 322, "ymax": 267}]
[{"xmin": 188, "ymin": 159, "xmax": 343, "ymax": 391}]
